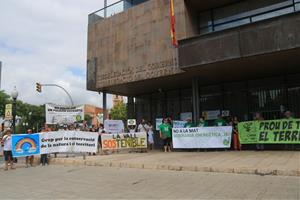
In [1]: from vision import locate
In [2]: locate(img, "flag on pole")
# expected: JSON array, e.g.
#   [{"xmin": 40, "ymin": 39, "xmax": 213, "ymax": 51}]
[{"xmin": 170, "ymin": 0, "xmax": 178, "ymax": 48}]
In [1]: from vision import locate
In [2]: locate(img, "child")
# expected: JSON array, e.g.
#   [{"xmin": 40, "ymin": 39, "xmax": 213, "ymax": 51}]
[
  {"xmin": 147, "ymin": 121, "xmax": 154, "ymax": 150},
  {"xmin": 2, "ymin": 129, "xmax": 14, "ymax": 170}
]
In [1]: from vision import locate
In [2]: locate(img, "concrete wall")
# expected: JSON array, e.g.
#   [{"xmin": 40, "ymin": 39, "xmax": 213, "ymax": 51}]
[
  {"xmin": 179, "ymin": 12, "xmax": 300, "ymax": 68},
  {"xmin": 87, "ymin": 0, "xmax": 197, "ymax": 91}
]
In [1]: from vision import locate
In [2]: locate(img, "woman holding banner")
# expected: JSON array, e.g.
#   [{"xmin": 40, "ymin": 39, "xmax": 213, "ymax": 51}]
[
  {"xmin": 41, "ymin": 124, "xmax": 51, "ymax": 166},
  {"xmin": 231, "ymin": 117, "xmax": 241, "ymax": 151},
  {"xmin": 254, "ymin": 113, "xmax": 264, "ymax": 151},
  {"xmin": 25, "ymin": 129, "xmax": 35, "ymax": 167}
]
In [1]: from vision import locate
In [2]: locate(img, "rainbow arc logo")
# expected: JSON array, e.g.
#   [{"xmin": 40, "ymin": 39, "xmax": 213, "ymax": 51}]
[{"xmin": 15, "ymin": 137, "xmax": 37, "ymax": 153}]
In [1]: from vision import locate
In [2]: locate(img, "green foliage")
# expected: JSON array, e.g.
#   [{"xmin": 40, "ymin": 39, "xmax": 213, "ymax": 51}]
[
  {"xmin": 0, "ymin": 90, "xmax": 45, "ymax": 133},
  {"xmin": 0, "ymin": 90, "xmax": 10, "ymax": 116},
  {"xmin": 110, "ymin": 102, "xmax": 127, "ymax": 122},
  {"xmin": 84, "ymin": 114, "xmax": 93, "ymax": 126}
]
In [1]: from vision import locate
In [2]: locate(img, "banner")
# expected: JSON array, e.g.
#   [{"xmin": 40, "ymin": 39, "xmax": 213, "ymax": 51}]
[
  {"xmin": 12, "ymin": 131, "xmax": 98, "ymax": 157},
  {"xmin": 172, "ymin": 127, "xmax": 232, "ymax": 149},
  {"xmin": 101, "ymin": 132, "xmax": 147, "ymax": 150},
  {"xmin": 180, "ymin": 112, "xmax": 192, "ymax": 121},
  {"xmin": 5, "ymin": 104, "xmax": 12, "ymax": 120},
  {"xmin": 40, "ymin": 131, "xmax": 98, "ymax": 154},
  {"xmin": 173, "ymin": 120, "xmax": 187, "ymax": 128},
  {"xmin": 202, "ymin": 110, "xmax": 220, "ymax": 120},
  {"xmin": 238, "ymin": 119, "xmax": 300, "ymax": 144},
  {"xmin": 12, "ymin": 134, "xmax": 40, "ymax": 157},
  {"xmin": 46, "ymin": 104, "xmax": 84, "ymax": 124},
  {"xmin": 127, "ymin": 119, "xmax": 136, "ymax": 126},
  {"xmin": 156, "ymin": 118, "xmax": 163, "ymax": 131},
  {"xmin": 104, "ymin": 120, "xmax": 124, "ymax": 134}
]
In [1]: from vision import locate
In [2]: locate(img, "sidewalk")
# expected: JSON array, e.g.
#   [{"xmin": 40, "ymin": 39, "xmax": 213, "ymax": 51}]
[{"xmin": 49, "ymin": 151, "xmax": 300, "ymax": 177}]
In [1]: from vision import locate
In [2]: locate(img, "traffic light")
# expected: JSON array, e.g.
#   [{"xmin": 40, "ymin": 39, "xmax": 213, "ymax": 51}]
[{"xmin": 36, "ymin": 83, "xmax": 42, "ymax": 93}]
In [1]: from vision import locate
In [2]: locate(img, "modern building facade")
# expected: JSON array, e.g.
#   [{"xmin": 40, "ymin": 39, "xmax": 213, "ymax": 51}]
[
  {"xmin": 84, "ymin": 104, "xmax": 104, "ymax": 127},
  {"xmin": 87, "ymin": 0, "xmax": 300, "ymax": 125}
]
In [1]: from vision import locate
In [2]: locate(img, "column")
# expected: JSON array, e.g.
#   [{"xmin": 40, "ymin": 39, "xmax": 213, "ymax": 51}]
[
  {"xmin": 127, "ymin": 96, "xmax": 135, "ymax": 119},
  {"xmin": 192, "ymin": 77, "xmax": 200, "ymax": 125},
  {"xmin": 103, "ymin": 91, "xmax": 107, "ymax": 120}
]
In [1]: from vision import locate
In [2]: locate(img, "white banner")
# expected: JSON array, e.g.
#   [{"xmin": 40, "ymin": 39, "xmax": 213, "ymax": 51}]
[
  {"xmin": 101, "ymin": 132, "xmax": 147, "ymax": 150},
  {"xmin": 173, "ymin": 120, "xmax": 187, "ymax": 128},
  {"xmin": 45, "ymin": 104, "xmax": 84, "ymax": 124},
  {"xmin": 180, "ymin": 112, "xmax": 192, "ymax": 121},
  {"xmin": 40, "ymin": 131, "xmax": 98, "ymax": 154},
  {"xmin": 104, "ymin": 120, "xmax": 124, "ymax": 134},
  {"xmin": 156, "ymin": 118, "xmax": 163, "ymax": 131},
  {"xmin": 172, "ymin": 127, "xmax": 232, "ymax": 149},
  {"xmin": 202, "ymin": 110, "xmax": 221, "ymax": 120}
]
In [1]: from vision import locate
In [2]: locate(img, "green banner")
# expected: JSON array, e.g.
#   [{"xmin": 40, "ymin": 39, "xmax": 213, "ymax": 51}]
[{"xmin": 238, "ymin": 119, "xmax": 300, "ymax": 144}]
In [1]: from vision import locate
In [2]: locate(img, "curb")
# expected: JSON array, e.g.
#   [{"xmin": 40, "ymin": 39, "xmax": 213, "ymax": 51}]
[{"xmin": 48, "ymin": 158, "xmax": 300, "ymax": 177}]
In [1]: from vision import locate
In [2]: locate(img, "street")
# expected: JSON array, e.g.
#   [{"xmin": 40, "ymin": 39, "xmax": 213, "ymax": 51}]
[{"xmin": 0, "ymin": 166, "xmax": 299, "ymax": 199}]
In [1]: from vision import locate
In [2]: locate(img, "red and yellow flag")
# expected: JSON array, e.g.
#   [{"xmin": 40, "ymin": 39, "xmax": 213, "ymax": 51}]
[{"xmin": 170, "ymin": 0, "xmax": 178, "ymax": 48}]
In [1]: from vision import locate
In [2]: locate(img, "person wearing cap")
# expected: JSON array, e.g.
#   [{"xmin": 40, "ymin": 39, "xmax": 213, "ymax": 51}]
[
  {"xmin": 25, "ymin": 129, "xmax": 34, "ymax": 168},
  {"xmin": 2, "ymin": 129, "xmax": 15, "ymax": 170}
]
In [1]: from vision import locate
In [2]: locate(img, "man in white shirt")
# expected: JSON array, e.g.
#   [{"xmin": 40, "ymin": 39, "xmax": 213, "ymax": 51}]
[{"xmin": 137, "ymin": 119, "xmax": 149, "ymax": 133}]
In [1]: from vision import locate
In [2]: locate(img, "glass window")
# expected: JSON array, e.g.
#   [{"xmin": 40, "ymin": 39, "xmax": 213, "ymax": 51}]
[
  {"xmin": 296, "ymin": 2, "xmax": 300, "ymax": 11},
  {"xmin": 167, "ymin": 90, "xmax": 180, "ymax": 120},
  {"xmin": 106, "ymin": 1, "xmax": 124, "ymax": 17},
  {"xmin": 152, "ymin": 93, "xmax": 165, "ymax": 119},
  {"xmin": 200, "ymin": 85, "xmax": 222, "ymax": 112},
  {"xmin": 214, "ymin": 18, "xmax": 250, "ymax": 31},
  {"xmin": 252, "ymin": 6, "xmax": 294, "ymax": 22},
  {"xmin": 181, "ymin": 89, "xmax": 192, "ymax": 113},
  {"xmin": 198, "ymin": 0, "xmax": 297, "ymax": 35},
  {"xmin": 136, "ymin": 96, "xmax": 151, "ymax": 121}
]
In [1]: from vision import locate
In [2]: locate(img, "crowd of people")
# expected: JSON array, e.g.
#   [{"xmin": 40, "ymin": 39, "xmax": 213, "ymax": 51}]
[
  {"xmin": 0, "ymin": 110, "xmax": 297, "ymax": 170},
  {"xmin": 134, "ymin": 110, "xmax": 297, "ymax": 153},
  {"xmin": 0, "ymin": 121, "xmax": 102, "ymax": 170}
]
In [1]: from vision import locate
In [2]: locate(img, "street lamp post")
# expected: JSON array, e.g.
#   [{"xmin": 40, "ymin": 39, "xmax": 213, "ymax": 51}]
[{"xmin": 11, "ymin": 86, "xmax": 18, "ymax": 134}]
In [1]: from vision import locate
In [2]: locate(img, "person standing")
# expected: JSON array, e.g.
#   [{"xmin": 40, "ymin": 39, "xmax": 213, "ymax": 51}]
[
  {"xmin": 283, "ymin": 111, "xmax": 294, "ymax": 150},
  {"xmin": 184, "ymin": 118, "xmax": 194, "ymax": 128},
  {"xmin": 80, "ymin": 120, "xmax": 90, "ymax": 131},
  {"xmin": 147, "ymin": 121, "xmax": 154, "ymax": 150},
  {"xmin": 214, "ymin": 115, "xmax": 227, "ymax": 126},
  {"xmin": 159, "ymin": 118, "xmax": 172, "ymax": 152},
  {"xmin": 137, "ymin": 119, "xmax": 149, "ymax": 133},
  {"xmin": 41, "ymin": 124, "xmax": 51, "ymax": 166},
  {"xmin": 2, "ymin": 129, "xmax": 14, "ymax": 170},
  {"xmin": 231, "ymin": 117, "xmax": 241, "ymax": 151},
  {"xmin": 137, "ymin": 119, "xmax": 149, "ymax": 153},
  {"xmin": 254, "ymin": 112, "xmax": 264, "ymax": 151},
  {"xmin": 25, "ymin": 129, "xmax": 35, "ymax": 167},
  {"xmin": 284, "ymin": 110, "xmax": 293, "ymax": 120},
  {"xmin": 198, "ymin": 116, "xmax": 208, "ymax": 127}
]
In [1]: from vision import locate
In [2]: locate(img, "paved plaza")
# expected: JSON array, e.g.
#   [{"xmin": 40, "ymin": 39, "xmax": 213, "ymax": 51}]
[
  {"xmin": 0, "ymin": 165, "xmax": 299, "ymax": 199},
  {"xmin": 50, "ymin": 151, "xmax": 300, "ymax": 177}
]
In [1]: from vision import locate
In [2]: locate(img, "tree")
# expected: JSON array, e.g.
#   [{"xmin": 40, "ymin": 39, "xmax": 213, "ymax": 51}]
[
  {"xmin": 0, "ymin": 90, "xmax": 45, "ymax": 133},
  {"xmin": 84, "ymin": 114, "xmax": 93, "ymax": 126},
  {"xmin": 0, "ymin": 90, "xmax": 10, "ymax": 117},
  {"xmin": 110, "ymin": 102, "xmax": 127, "ymax": 122}
]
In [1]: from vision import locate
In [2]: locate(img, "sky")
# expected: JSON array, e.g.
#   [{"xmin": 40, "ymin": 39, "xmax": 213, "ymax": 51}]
[{"xmin": 0, "ymin": 0, "xmax": 116, "ymax": 108}]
